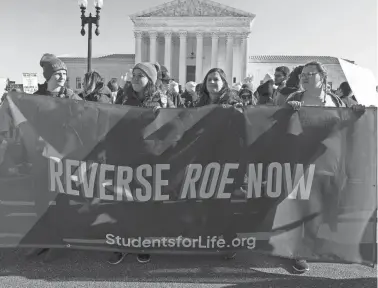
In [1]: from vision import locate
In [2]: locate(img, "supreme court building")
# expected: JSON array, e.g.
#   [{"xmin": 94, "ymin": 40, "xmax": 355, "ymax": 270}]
[
  {"xmin": 130, "ymin": 0, "xmax": 254, "ymax": 85},
  {"xmin": 61, "ymin": 0, "xmax": 349, "ymax": 91}
]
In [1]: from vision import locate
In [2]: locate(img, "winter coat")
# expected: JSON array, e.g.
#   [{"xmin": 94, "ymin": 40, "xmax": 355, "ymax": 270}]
[
  {"xmin": 180, "ymin": 90, "xmax": 199, "ymax": 108},
  {"xmin": 256, "ymin": 80, "xmax": 274, "ymax": 105},
  {"xmin": 195, "ymin": 89, "xmax": 242, "ymax": 107},
  {"xmin": 274, "ymin": 87, "xmax": 300, "ymax": 106},
  {"xmin": 34, "ymin": 83, "xmax": 81, "ymax": 100},
  {"xmin": 79, "ymin": 82, "xmax": 112, "ymax": 104},
  {"xmin": 168, "ymin": 91, "xmax": 185, "ymax": 108},
  {"xmin": 117, "ymin": 85, "xmax": 173, "ymax": 109},
  {"xmin": 286, "ymin": 91, "xmax": 345, "ymax": 107}
]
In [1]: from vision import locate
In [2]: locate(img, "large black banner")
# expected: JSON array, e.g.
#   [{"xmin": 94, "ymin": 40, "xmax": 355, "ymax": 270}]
[{"xmin": 0, "ymin": 93, "xmax": 376, "ymax": 266}]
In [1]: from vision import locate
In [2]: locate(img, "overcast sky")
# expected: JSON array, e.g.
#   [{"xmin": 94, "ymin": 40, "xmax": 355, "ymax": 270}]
[{"xmin": 0, "ymin": 0, "xmax": 376, "ymax": 83}]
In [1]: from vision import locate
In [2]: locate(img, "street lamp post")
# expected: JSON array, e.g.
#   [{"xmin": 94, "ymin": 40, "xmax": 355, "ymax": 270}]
[{"xmin": 78, "ymin": 0, "xmax": 103, "ymax": 73}]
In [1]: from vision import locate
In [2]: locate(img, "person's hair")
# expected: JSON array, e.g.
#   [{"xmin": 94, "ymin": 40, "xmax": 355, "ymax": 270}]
[
  {"xmin": 107, "ymin": 79, "xmax": 118, "ymax": 92},
  {"xmin": 275, "ymin": 66, "xmax": 290, "ymax": 78},
  {"xmin": 303, "ymin": 61, "xmax": 328, "ymax": 96},
  {"xmin": 200, "ymin": 68, "xmax": 230, "ymax": 97},
  {"xmin": 303, "ymin": 61, "xmax": 327, "ymax": 85},
  {"xmin": 195, "ymin": 83, "xmax": 202, "ymax": 93},
  {"xmin": 155, "ymin": 79, "xmax": 164, "ymax": 91},
  {"xmin": 339, "ymin": 81, "xmax": 352, "ymax": 97},
  {"xmin": 83, "ymin": 71, "xmax": 103, "ymax": 95},
  {"xmin": 125, "ymin": 69, "xmax": 157, "ymax": 99},
  {"xmin": 286, "ymin": 65, "xmax": 304, "ymax": 89}
]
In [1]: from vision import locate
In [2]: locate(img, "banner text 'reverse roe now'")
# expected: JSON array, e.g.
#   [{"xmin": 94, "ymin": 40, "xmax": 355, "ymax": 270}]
[{"xmin": 48, "ymin": 157, "xmax": 315, "ymax": 202}]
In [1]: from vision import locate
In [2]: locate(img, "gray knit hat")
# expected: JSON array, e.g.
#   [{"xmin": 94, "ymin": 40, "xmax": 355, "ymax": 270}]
[{"xmin": 133, "ymin": 62, "xmax": 160, "ymax": 85}]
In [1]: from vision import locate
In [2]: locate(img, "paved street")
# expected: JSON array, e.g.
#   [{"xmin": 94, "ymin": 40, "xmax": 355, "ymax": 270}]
[{"xmin": 0, "ymin": 248, "xmax": 376, "ymax": 288}]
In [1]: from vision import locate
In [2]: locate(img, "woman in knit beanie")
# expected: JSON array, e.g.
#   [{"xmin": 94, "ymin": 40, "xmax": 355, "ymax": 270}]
[
  {"xmin": 115, "ymin": 62, "xmax": 174, "ymax": 110},
  {"xmin": 108, "ymin": 62, "xmax": 173, "ymax": 266}
]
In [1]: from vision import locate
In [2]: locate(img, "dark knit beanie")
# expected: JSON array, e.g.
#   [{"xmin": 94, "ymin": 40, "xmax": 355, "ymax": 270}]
[
  {"xmin": 40, "ymin": 53, "xmax": 67, "ymax": 80},
  {"xmin": 133, "ymin": 62, "xmax": 160, "ymax": 85}
]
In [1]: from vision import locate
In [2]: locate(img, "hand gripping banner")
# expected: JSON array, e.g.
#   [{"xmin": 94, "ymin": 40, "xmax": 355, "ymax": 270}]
[{"xmin": 0, "ymin": 93, "xmax": 376, "ymax": 266}]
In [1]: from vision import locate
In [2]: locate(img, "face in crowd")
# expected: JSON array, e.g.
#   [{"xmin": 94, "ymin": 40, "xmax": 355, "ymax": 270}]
[
  {"xmin": 274, "ymin": 70, "xmax": 286, "ymax": 86},
  {"xmin": 206, "ymin": 72, "xmax": 224, "ymax": 95},
  {"xmin": 48, "ymin": 69, "xmax": 67, "ymax": 88},
  {"xmin": 300, "ymin": 64, "xmax": 324, "ymax": 91},
  {"xmin": 131, "ymin": 68, "xmax": 149, "ymax": 93}
]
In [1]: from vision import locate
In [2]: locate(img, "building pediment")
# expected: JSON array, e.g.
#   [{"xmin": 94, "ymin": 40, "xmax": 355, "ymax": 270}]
[{"xmin": 130, "ymin": 0, "xmax": 255, "ymax": 18}]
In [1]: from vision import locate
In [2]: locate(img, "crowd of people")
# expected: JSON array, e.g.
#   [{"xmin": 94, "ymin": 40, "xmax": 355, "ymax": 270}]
[
  {"xmin": 1, "ymin": 53, "xmax": 363, "ymax": 112},
  {"xmin": 0, "ymin": 53, "xmax": 368, "ymax": 274}
]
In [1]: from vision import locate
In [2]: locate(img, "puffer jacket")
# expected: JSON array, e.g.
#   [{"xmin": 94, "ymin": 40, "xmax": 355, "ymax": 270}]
[{"xmin": 195, "ymin": 88, "xmax": 242, "ymax": 107}]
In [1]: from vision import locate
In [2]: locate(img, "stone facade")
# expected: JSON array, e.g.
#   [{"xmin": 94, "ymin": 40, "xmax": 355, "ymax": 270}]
[
  {"xmin": 60, "ymin": 1, "xmax": 352, "ymax": 91},
  {"xmin": 130, "ymin": 0, "xmax": 255, "ymax": 85}
]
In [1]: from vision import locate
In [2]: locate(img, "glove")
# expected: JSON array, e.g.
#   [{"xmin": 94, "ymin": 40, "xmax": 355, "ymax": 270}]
[
  {"xmin": 351, "ymin": 104, "xmax": 365, "ymax": 115},
  {"xmin": 287, "ymin": 101, "xmax": 302, "ymax": 111}
]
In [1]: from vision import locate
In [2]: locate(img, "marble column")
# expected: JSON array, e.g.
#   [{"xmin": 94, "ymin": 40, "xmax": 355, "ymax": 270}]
[
  {"xmin": 149, "ymin": 31, "xmax": 158, "ymax": 63},
  {"xmin": 225, "ymin": 32, "xmax": 234, "ymax": 84},
  {"xmin": 240, "ymin": 32, "xmax": 250, "ymax": 81},
  {"xmin": 164, "ymin": 31, "xmax": 172, "ymax": 73},
  {"xmin": 134, "ymin": 31, "xmax": 143, "ymax": 64},
  {"xmin": 195, "ymin": 31, "xmax": 204, "ymax": 83},
  {"xmin": 179, "ymin": 31, "xmax": 187, "ymax": 86},
  {"xmin": 142, "ymin": 37, "xmax": 149, "ymax": 62},
  {"xmin": 211, "ymin": 31, "xmax": 219, "ymax": 68}
]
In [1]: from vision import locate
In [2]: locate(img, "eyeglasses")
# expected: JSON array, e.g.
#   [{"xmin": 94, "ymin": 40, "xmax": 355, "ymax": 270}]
[{"xmin": 300, "ymin": 72, "xmax": 319, "ymax": 79}]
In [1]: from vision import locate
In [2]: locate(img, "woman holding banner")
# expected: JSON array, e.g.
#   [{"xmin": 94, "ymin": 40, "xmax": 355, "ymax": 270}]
[
  {"xmin": 195, "ymin": 68, "xmax": 242, "ymax": 108},
  {"xmin": 286, "ymin": 61, "xmax": 365, "ymax": 273},
  {"xmin": 108, "ymin": 62, "xmax": 173, "ymax": 266},
  {"xmin": 194, "ymin": 68, "xmax": 244, "ymax": 260},
  {"xmin": 116, "ymin": 62, "xmax": 175, "ymax": 109}
]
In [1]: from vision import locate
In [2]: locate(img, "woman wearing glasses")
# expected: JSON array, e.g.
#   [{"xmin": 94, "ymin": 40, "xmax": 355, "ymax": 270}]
[
  {"xmin": 285, "ymin": 61, "xmax": 364, "ymax": 274},
  {"xmin": 286, "ymin": 61, "xmax": 344, "ymax": 109}
]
